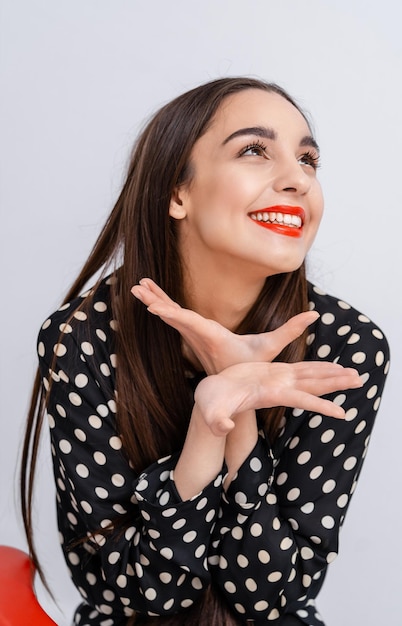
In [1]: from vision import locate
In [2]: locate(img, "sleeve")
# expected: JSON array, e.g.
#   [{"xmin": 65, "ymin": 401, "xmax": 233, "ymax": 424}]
[
  {"xmin": 208, "ymin": 309, "xmax": 390, "ymax": 622},
  {"xmin": 37, "ymin": 293, "xmax": 223, "ymax": 622}
]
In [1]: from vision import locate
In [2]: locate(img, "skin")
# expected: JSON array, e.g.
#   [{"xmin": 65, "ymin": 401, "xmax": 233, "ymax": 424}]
[
  {"xmin": 132, "ymin": 90, "xmax": 362, "ymax": 500},
  {"xmin": 168, "ymin": 89, "xmax": 324, "ymax": 330}
]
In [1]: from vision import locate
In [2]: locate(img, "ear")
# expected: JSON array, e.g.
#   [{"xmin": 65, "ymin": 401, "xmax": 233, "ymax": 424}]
[{"xmin": 169, "ymin": 187, "xmax": 187, "ymax": 220}]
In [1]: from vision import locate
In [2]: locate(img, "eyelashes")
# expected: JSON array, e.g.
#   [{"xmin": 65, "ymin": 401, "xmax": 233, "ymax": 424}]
[
  {"xmin": 237, "ymin": 141, "xmax": 268, "ymax": 158},
  {"xmin": 298, "ymin": 150, "xmax": 321, "ymax": 171},
  {"xmin": 237, "ymin": 142, "xmax": 321, "ymax": 171}
]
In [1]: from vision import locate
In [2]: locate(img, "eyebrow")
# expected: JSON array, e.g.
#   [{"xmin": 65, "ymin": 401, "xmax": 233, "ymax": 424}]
[
  {"xmin": 222, "ymin": 125, "xmax": 320, "ymax": 153},
  {"xmin": 299, "ymin": 134, "xmax": 320, "ymax": 153}
]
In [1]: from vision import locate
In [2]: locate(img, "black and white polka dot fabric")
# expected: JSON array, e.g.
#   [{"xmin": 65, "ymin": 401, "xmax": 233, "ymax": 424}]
[{"xmin": 37, "ymin": 278, "xmax": 389, "ymax": 625}]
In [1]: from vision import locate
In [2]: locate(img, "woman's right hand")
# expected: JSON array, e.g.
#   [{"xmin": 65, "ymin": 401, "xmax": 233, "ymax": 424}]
[
  {"xmin": 194, "ymin": 360, "xmax": 362, "ymax": 436},
  {"xmin": 131, "ymin": 278, "xmax": 319, "ymax": 374}
]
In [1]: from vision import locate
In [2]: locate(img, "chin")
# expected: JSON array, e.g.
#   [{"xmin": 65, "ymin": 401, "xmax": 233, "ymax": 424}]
[{"xmin": 262, "ymin": 257, "xmax": 305, "ymax": 277}]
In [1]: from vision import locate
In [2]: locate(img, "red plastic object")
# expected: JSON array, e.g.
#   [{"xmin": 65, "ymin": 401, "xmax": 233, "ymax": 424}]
[{"xmin": 0, "ymin": 545, "xmax": 57, "ymax": 625}]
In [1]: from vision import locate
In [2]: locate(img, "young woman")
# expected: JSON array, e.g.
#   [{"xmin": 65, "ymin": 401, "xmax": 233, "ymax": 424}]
[{"xmin": 21, "ymin": 77, "xmax": 389, "ymax": 626}]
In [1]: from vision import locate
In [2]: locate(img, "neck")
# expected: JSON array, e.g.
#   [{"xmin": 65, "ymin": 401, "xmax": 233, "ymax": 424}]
[{"xmin": 182, "ymin": 259, "xmax": 266, "ymax": 331}]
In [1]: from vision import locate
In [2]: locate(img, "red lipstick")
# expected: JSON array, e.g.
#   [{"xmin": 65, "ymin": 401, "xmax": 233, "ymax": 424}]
[{"xmin": 248, "ymin": 205, "xmax": 305, "ymax": 238}]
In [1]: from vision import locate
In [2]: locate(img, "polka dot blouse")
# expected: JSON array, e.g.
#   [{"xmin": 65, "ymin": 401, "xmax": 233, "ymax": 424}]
[{"xmin": 37, "ymin": 277, "xmax": 389, "ymax": 626}]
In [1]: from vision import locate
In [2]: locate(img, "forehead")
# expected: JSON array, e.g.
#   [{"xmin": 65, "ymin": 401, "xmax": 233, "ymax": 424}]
[{"xmin": 207, "ymin": 89, "xmax": 310, "ymax": 139}]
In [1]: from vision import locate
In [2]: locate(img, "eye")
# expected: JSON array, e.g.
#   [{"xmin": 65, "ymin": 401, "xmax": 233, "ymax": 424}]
[
  {"xmin": 238, "ymin": 141, "xmax": 268, "ymax": 158},
  {"xmin": 298, "ymin": 151, "xmax": 321, "ymax": 170}
]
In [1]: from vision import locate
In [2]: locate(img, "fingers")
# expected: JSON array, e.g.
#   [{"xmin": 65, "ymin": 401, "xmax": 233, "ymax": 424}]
[
  {"xmin": 131, "ymin": 280, "xmax": 206, "ymax": 332},
  {"xmin": 274, "ymin": 389, "xmax": 346, "ymax": 419},
  {"xmin": 193, "ymin": 358, "xmax": 363, "ymax": 437},
  {"xmin": 259, "ymin": 362, "xmax": 362, "ymax": 419},
  {"xmin": 131, "ymin": 280, "xmax": 198, "ymax": 340},
  {"xmin": 259, "ymin": 362, "xmax": 362, "ymax": 414},
  {"xmin": 301, "ymin": 373, "xmax": 362, "ymax": 396},
  {"xmin": 131, "ymin": 280, "xmax": 228, "ymax": 352},
  {"xmin": 306, "ymin": 367, "xmax": 363, "ymax": 395},
  {"xmin": 138, "ymin": 278, "xmax": 171, "ymax": 301},
  {"xmin": 289, "ymin": 361, "xmax": 362, "ymax": 384},
  {"xmin": 261, "ymin": 310, "xmax": 319, "ymax": 360},
  {"xmin": 131, "ymin": 279, "xmax": 181, "ymax": 316}
]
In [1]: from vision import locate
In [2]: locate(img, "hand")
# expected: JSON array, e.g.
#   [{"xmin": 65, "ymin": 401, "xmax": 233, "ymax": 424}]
[
  {"xmin": 131, "ymin": 278, "xmax": 319, "ymax": 374},
  {"xmin": 194, "ymin": 361, "xmax": 363, "ymax": 436}
]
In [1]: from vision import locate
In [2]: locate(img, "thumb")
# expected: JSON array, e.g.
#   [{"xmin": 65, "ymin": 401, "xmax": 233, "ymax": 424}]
[{"xmin": 266, "ymin": 310, "xmax": 319, "ymax": 359}]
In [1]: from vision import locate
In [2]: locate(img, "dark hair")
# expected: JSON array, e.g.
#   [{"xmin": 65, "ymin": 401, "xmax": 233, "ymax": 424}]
[{"xmin": 21, "ymin": 77, "xmax": 311, "ymax": 622}]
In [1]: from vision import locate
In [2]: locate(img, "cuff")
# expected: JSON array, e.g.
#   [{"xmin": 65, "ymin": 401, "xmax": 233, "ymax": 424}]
[
  {"xmin": 223, "ymin": 435, "xmax": 275, "ymax": 515},
  {"xmin": 134, "ymin": 453, "xmax": 224, "ymax": 539}
]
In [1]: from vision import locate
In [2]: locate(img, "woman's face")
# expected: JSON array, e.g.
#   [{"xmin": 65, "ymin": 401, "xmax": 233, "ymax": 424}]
[{"xmin": 170, "ymin": 89, "xmax": 324, "ymax": 282}]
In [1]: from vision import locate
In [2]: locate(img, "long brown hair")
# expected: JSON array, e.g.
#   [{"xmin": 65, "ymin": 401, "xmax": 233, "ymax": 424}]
[{"xmin": 21, "ymin": 77, "xmax": 311, "ymax": 622}]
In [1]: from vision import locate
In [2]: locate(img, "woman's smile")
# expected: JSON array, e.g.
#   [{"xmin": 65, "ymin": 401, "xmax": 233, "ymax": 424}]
[
  {"xmin": 169, "ymin": 89, "xmax": 324, "ymax": 287},
  {"xmin": 249, "ymin": 205, "xmax": 305, "ymax": 238},
  {"xmin": 23, "ymin": 76, "xmax": 389, "ymax": 626}
]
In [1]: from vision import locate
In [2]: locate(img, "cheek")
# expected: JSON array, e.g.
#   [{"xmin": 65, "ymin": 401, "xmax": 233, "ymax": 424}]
[
  {"xmin": 304, "ymin": 186, "xmax": 324, "ymax": 248},
  {"xmin": 196, "ymin": 167, "xmax": 260, "ymax": 208},
  {"xmin": 311, "ymin": 184, "xmax": 324, "ymax": 222}
]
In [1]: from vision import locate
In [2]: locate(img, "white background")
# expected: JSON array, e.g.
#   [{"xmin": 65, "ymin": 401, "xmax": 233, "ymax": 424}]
[{"xmin": 1, "ymin": 1, "xmax": 401, "ymax": 624}]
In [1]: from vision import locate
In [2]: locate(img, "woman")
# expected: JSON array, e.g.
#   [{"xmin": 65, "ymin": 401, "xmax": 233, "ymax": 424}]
[{"xmin": 21, "ymin": 77, "xmax": 389, "ymax": 625}]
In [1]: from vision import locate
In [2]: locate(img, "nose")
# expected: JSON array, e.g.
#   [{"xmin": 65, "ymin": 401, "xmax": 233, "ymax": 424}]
[{"xmin": 272, "ymin": 157, "xmax": 312, "ymax": 195}]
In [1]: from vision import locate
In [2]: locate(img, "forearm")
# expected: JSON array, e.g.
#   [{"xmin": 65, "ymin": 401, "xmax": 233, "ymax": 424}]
[
  {"xmin": 173, "ymin": 403, "xmax": 226, "ymax": 500},
  {"xmin": 60, "ymin": 448, "xmax": 223, "ymax": 619},
  {"xmin": 209, "ymin": 435, "xmax": 329, "ymax": 622},
  {"xmin": 223, "ymin": 409, "xmax": 258, "ymax": 488}
]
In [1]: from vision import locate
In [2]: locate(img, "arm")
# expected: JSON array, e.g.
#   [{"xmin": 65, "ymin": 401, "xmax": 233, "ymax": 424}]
[
  {"xmin": 172, "ymin": 403, "xmax": 226, "ymax": 501},
  {"xmin": 131, "ymin": 280, "xmax": 356, "ymax": 488},
  {"xmin": 208, "ymin": 309, "xmax": 390, "ymax": 622},
  {"xmin": 38, "ymin": 292, "xmax": 223, "ymax": 621},
  {"xmin": 174, "ymin": 358, "xmax": 360, "ymax": 497},
  {"xmin": 130, "ymin": 280, "xmax": 387, "ymax": 622}
]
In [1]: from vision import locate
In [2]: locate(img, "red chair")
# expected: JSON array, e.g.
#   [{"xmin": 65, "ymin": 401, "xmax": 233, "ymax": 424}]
[{"xmin": 0, "ymin": 545, "xmax": 57, "ymax": 625}]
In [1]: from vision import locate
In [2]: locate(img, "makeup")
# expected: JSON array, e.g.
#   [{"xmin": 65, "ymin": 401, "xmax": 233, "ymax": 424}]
[{"xmin": 249, "ymin": 205, "xmax": 305, "ymax": 238}]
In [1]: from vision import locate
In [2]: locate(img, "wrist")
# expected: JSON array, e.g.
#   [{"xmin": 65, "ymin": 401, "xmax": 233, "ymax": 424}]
[
  {"xmin": 174, "ymin": 403, "xmax": 226, "ymax": 500},
  {"xmin": 224, "ymin": 410, "xmax": 258, "ymax": 488}
]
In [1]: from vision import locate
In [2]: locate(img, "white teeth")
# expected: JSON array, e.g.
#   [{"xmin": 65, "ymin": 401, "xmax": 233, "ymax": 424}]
[
  {"xmin": 252, "ymin": 211, "xmax": 302, "ymax": 228},
  {"xmin": 291, "ymin": 215, "xmax": 302, "ymax": 227}
]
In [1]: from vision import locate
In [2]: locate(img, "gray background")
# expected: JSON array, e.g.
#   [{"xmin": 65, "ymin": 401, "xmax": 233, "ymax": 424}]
[{"xmin": 1, "ymin": 1, "xmax": 401, "ymax": 624}]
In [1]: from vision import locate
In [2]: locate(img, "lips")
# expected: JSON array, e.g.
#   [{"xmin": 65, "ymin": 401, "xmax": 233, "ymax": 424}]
[{"xmin": 248, "ymin": 205, "xmax": 305, "ymax": 238}]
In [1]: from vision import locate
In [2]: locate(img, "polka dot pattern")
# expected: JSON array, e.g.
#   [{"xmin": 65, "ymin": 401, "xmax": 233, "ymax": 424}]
[
  {"xmin": 208, "ymin": 284, "xmax": 389, "ymax": 624},
  {"xmin": 37, "ymin": 278, "xmax": 389, "ymax": 626}
]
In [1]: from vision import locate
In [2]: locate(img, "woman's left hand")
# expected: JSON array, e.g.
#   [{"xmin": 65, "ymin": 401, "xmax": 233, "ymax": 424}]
[{"xmin": 131, "ymin": 278, "xmax": 318, "ymax": 375}]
